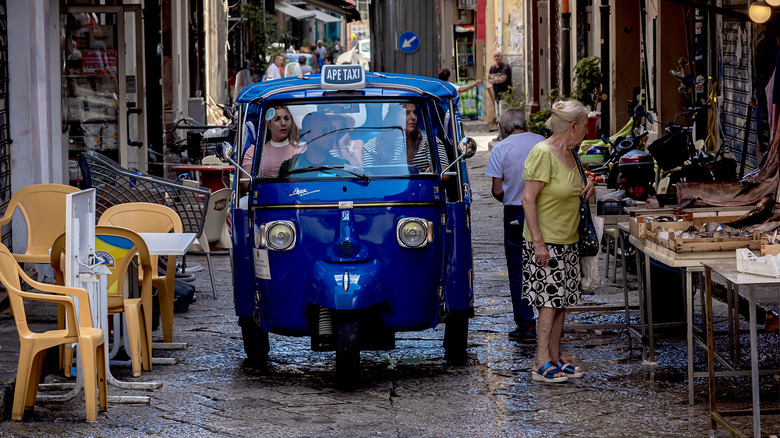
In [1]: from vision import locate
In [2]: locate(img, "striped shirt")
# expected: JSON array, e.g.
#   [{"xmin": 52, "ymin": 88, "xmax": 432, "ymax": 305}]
[{"xmin": 363, "ymin": 133, "xmax": 449, "ymax": 172}]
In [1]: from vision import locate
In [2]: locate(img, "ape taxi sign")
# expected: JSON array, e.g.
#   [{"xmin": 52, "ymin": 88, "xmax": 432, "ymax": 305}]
[{"xmin": 321, "ymin": 65, "xmax": 365, "ymax": 90}]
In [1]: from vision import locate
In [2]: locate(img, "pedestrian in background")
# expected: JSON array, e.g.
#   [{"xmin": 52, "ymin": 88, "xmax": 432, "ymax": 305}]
[
  {"xmin": 485, "ymin": 108, "xmax": 543, "ymax": 344},
  {"xmin": 265, "ymin": 54, "xmax": 285, "ymax": 81},
  {"xmin": 437, "ymin": 68, "xmax": 482, "ymax": 95},
  {"xmin": 521, "ymin": 100, "xmax": 594, "ymax": 383},
  {"xmin": 333, "ymin": 37, "xmax": 341, "ymax": 55},
  {"xmin": 299, "ymin": 56, "xmax": 313, "ymax": 75},
  {"xmin": 315, "ymin": 40, "xmax": 328, "ymax": 58},
  {"xmin": 488, "ymin": 50, "xmax": 512, "ymax": 141}
]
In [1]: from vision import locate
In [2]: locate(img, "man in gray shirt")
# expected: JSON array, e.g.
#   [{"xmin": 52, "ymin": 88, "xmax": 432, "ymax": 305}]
[{"xmin": 485, "ymin": 108, "xmax": 545, "ymax": 343}]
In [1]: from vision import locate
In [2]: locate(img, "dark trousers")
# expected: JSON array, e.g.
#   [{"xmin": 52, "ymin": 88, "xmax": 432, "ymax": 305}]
[{"xmin": 504, "ymin": 205, "xmax": 535, "ymax": 331}]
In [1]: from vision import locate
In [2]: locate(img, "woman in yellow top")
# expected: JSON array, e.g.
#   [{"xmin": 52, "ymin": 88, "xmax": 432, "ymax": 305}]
[{"xmin": 521, "ymin": 100, "xmax": 594, "ymax": 383}]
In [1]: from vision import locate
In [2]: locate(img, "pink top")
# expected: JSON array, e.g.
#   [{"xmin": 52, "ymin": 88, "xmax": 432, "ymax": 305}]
[{"xmin": 242, "ymin": 139, "xmax": 306, "ymax": 178}]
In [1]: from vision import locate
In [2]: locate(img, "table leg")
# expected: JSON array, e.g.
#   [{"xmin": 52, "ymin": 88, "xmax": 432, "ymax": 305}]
[
  {"xmin": 705, "ymin": 267, "xmax": 718, "ymax": 432},
  {"xmin": 637, "ymin": 247, "xmax": 648, "ymax": 362},
  {"xmin": 727, "ymin": 282, "xmax": 734, "ymax": 360},
  {"xmin": 620, "ymin": 231, "xmax": 631, "ymax": 352},
  {"xmin": 686, "ymin": 269, "xmax": 695, "ymax": 405},
  {"xmin": 748, "ymin": 286, "xmax": 760, "ymax": 438},
  {"xmin": 645, "ymin": 252, "xmax": 656, "ymax": 365}
]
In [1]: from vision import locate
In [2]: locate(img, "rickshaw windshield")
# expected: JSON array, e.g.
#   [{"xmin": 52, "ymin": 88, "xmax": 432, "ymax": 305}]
[{"xmin": 248, "ymin": 102, "xmax": 449, "ymax": 179}]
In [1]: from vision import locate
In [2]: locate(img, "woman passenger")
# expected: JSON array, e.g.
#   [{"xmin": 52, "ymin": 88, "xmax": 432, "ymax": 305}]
[
  {"xmin": 241, "ymin": 106, "xmax": 304, "ymax": 181},
  {"xmin": 521, "ymin": 100, "xmax": 594, "ymax": 383}
]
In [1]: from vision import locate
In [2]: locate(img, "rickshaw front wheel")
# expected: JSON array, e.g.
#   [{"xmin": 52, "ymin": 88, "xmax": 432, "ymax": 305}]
[
  {"xmin": 238, "ymin": 316, "xmax": 270, "ymax": 365},
  {"xmin": 336, "ymin": 321, "xmax": 360, "ymax": 389},
  {"xmin": 443, "ymin": 311, "xmax": 470, "ymax": 364}
]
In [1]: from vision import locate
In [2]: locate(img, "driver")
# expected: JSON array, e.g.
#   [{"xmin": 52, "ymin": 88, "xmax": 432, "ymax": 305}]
[{"xmin": 278, "ymin": 113, "xmax": 349, "ymax": 176}]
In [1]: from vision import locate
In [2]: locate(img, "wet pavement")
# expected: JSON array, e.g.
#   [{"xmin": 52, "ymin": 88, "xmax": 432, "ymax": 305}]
[{"xmin": 0, "ymin": 125, "xmax": 778, "ymax": 436}]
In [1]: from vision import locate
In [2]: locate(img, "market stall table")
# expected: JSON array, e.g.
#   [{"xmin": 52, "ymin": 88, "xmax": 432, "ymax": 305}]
[
  {"xmin": 628, "ymin": 234, "xmax": 737, "ymax": 405},
  {"xmin": 703, "ymin": 260, "xmax": 780, "ymax": 438}
]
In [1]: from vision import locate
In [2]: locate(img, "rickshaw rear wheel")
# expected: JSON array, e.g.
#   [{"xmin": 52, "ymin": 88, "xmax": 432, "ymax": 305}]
[
  {"xmin": 336, "ymin": 321, "xmax": 360, "ymax": 388},
  {"xmin": 238, "ymin": 316, "xmax": 269, "ymax": 365},
  {"xmin": 443, "ymin": 311, "xmax": 470, "ymax": 364}
]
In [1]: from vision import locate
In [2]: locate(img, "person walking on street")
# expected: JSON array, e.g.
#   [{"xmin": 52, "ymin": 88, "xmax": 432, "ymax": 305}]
[
  {"xmin": 438, "ymin": 69, "xmax": 482, "ymax": 95},
  {"xmin": 265, "ymin": 54, "xmax": 285, "ymax": 81},
  {"xmin": 315, "ymin": 40, "xmax": 328, "ymax": 58},
  {"xmin": 488, "ymin": 50, "xmax": 512, "ymax": 141},
  {"xmin": 486, "ymin": 108, "xmax": 544, "ymax": 343},
  {"xmin": 299, "ymin": 56, "xmax": 313, "ymax": 75},
  {"xmin": 333, "ymin": 38, "xmax": 341, "ymax": 55},
  {"xmin": 521, "ymin": 100, "xmax": 594, "ymax": 383}
]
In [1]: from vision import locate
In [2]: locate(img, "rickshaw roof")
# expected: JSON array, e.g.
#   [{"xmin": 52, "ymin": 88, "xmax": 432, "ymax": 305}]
[{"xmin": 236, "ymin": 72, "xmax": 458, "ymax": 104}]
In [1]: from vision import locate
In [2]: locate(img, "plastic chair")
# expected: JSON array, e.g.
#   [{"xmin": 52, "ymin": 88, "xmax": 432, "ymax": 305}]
[
  {"xmin": 0, "ymin": 243, "xmax": 107, "ymax": 423},
  {"xmin": 51, "ymin": 226, "xmax": 155, "ymax": 377},
  {"xmin": 190, "ymin": 188, "xmax": 232, "ymax": 298},
  {"xmin": 201, "ymin": 155, "xmax": 222, "ymax": 165},
  {"xmin": 0, "ymin": 184, "xmax": 79, "ymax": 264},
  {"xmin": 97, "ymin": 203, "xmax": 183, "ymax": 343}
]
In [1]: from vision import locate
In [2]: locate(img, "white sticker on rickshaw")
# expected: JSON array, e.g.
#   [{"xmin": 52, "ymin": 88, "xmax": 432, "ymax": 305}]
[{"xmin": 254, "ymin": 248, "xmax": 271, "ymax": 279}]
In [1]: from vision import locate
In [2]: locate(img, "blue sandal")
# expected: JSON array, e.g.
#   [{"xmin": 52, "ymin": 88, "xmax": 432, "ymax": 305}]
[
  {"xmin": 531, "ymin": 361, "xmax": 568, "ymax": 383},
  {"xmin": 555, "ymin": 360, "xmax": 584, "ymax": 378}
]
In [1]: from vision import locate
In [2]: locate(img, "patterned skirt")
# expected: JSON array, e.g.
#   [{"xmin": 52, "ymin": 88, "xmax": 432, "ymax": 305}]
[{"xmin": 522, "ymin": 239, "xmax": 581, "ymax": 308}]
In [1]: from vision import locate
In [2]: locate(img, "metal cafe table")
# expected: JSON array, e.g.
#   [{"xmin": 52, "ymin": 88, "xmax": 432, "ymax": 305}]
[{"xmin": 702, "ymin": 260, "xmax": 780, "ymax": 438}]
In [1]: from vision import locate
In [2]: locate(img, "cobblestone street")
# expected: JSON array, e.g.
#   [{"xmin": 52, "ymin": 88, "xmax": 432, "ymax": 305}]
[{"xmin": 0, "ymin": 127, "xmax": 775, "ymax": 437}]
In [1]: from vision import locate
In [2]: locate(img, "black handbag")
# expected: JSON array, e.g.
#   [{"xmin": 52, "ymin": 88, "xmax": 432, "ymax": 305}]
[{"xmin": 572, "ymin": 150, "xmax": 599, "ymax": 257}]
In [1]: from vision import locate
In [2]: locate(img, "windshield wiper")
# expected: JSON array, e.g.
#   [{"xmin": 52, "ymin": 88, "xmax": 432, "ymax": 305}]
[{"xmin": 284, "ymin": 165, "xmax": 371, "ymax": 184}]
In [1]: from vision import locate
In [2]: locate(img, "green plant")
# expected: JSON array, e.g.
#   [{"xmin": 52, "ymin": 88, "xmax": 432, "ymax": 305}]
[
  {"xmin": 529, "ymin": 109, "xmax": 552, "ymax": 137},
  {"xmin": 573, "ymin": 56, "xmax": 602, "ymax": 109},
  {"xmin": 240, "ymin": 4, "xmax": 282, "ymax": 66},
  {"xmin": 498, "ymin": 86, "xmax": 526, "ymax": 110}
]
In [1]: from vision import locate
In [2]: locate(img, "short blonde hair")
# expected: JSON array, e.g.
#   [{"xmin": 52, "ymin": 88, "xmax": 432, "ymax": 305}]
[{"xmin": 545, "ymin": 100, "xmax": 589, "ymax": 133}]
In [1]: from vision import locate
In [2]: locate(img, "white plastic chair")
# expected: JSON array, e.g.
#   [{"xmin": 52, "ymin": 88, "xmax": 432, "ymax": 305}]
[{"xmin": 190, "ymin": 188, "xmax": 232, "ymax": 298}]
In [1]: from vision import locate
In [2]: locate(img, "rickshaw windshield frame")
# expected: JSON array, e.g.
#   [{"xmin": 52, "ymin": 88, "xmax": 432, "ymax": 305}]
[{"xmin": 246, "ymin": 97, "xmax": 449, "ymax": 182}]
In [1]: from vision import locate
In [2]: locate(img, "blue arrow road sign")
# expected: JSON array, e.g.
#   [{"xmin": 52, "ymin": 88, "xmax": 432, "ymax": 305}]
[{"xmin": 398, "ymin": 31, "xmax": 420, "ymax": 54}]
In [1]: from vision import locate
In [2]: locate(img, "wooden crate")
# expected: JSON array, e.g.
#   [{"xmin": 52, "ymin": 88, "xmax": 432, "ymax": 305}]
[
  {"xmin": 639, "ymin": 215, "xmax": 744, "ymax": 239},
  {"xmin": 761, "ymin": 237, "xmax": 780, "ymax": 256},
  {"xmin": 629, "ymin": 213, "xmax": 692, "ymax": 239},
  {"xmin": 646, "ymin": 228, "xmax": 760, "ymax": 253}
]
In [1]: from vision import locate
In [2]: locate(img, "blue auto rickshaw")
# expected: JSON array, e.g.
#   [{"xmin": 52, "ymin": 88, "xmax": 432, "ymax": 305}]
[{"xmin": 222, "ymin": 65, "xmax": 476, "ymax": 386}]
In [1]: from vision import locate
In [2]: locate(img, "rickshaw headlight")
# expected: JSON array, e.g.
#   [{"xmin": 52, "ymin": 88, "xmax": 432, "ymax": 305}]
[
  {"xmin": 263, "ymin": 221, "xmax": 296, "ymax": 251},
  {"xmin": 397, "ymin": 218, "xmax": 433, "ymax": 248}
]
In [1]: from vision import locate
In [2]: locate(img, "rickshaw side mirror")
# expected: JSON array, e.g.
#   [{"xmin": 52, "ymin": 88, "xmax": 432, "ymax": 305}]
[
  {"xmin": 441, "ymin": 137, "xmax": 478, "ymax": 175},
  {"xmin": 216, "ymin": 142, "xmax": 254, "ymax": 181},
  {"xmin": 458, "ymin": 137, "xmax": 478, "ymax": 159},
  {"xmin": 215, "ymin": 143, "xmax": 231, "ymax": 161}
]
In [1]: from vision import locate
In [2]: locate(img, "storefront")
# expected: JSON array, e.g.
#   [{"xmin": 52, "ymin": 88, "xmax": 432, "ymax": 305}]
[{"xmin": 61, "ymin": 5, "xmax": 146, "ymax": 173}]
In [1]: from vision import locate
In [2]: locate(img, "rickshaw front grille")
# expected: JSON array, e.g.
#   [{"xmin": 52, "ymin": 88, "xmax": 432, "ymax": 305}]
[{"xmin": 339, "ymin": 241, "xmax": 355, "ymax": 257}]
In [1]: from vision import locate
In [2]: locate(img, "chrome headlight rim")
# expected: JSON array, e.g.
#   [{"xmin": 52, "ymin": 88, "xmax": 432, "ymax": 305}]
[
  {"xmin": 396, "ymin": 217, "xmax": 433, "ymax": 249},
  {"xmin": 262, "ymin": 220, "xmax": 296, "ymax": 251}
]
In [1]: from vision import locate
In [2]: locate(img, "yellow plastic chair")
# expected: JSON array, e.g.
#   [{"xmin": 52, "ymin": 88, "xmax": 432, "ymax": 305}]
[
  {"xmin": 0, "ymin": 243, "xmax": 107, "ymax": 423},
  {"xmin": 97, "ymin": 203, "xmax": 183, "ymax": 343},
  {"xmin": 190, "ymin": 187, "xmax": 232, "ymax": 297},
  {"xmin": 0, "ymin": 184, "xmax": 79, "ymax": 264},
  {"xmin": 51, "ymin": 226, "xmax": 155, "ymax": 377}
]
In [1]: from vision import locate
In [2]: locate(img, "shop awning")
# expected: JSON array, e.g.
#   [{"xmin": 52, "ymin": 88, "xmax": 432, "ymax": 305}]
[
  {"xmin": 307, "ymin": 9, "xmax": 342, "ymax": 24},
  {"xmin": 276, "ymin": 3, "xmax": 316, "ymax": 20}
]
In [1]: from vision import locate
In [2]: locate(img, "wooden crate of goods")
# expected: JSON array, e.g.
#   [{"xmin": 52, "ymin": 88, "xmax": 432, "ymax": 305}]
[
  {"xmin": 628, "ymin": 213, "xmax": 692, "ymax": 239},
  {"xmin": 646, "ymin": 225, "xmax": 760, "ymax": 253},
  {"xmin": 762, "ymin": 236, "xmax": 780, "ymax": 257}
]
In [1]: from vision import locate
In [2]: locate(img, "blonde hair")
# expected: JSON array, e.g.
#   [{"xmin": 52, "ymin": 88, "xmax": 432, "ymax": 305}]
[
  {"xmin": 266, "ymin": 106, "xmax": 301, "ymax": 147},
  {"xmin": 545, "ymin": 100, "xmax": 589, "ymax": 133}
]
